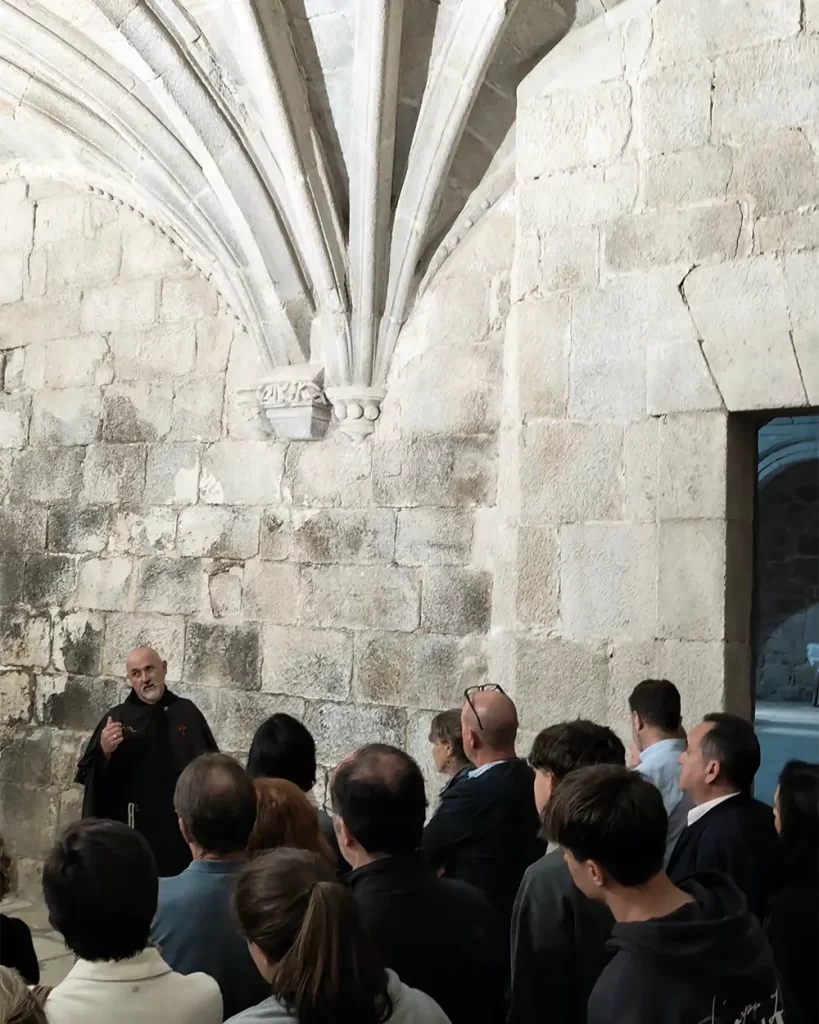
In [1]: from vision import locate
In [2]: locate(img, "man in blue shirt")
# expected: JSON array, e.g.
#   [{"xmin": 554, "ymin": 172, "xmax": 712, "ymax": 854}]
[{"xmin": 629, "ymin": 679, "xmax": 691, "ymax": 864}]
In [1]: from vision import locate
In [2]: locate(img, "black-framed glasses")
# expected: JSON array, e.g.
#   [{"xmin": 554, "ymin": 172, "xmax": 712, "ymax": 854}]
[{"xmin": 464, "ymin": 683, "xmax": 506, "ymax": 731}]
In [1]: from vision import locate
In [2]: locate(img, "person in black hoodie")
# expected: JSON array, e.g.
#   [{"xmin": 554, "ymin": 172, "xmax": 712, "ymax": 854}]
[
  {"xmin": 546, "ymin": 764, "xmax": 784, "ymax": 1024},
  {"xmin": 766, "ymin": 759, "xmax": 818, "ymax": 1024},
  {"xmin": 668, "ymin": 712, "xmax": 778, "ymax": 918},
  {"xmin": 422, "ymin": 685, "xmax": 541, "ymax": 955},
  {"xmin": 508, "ymin": 721, "xmax": 625, "ymax": 1024}
]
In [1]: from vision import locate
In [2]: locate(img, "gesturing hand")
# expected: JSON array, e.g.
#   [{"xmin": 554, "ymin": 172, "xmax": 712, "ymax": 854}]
[{"xmin": 100, "ymin": 717, "xmax": 124, "ymax": 758}]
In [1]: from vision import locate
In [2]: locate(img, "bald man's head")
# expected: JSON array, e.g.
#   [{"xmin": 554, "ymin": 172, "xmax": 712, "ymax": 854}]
[
  {"xmin": 126, "ymin": 647, "xmax": 167, "ymax": 705},
  {"xmin": 462, "ymin": 688, "xmax": 519, "ymax": 762}
]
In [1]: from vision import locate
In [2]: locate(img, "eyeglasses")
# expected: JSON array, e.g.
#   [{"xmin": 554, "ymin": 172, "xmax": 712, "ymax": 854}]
[{"xmin": 464, "ymin": 683, "xmax": 506, "ymax": 731}]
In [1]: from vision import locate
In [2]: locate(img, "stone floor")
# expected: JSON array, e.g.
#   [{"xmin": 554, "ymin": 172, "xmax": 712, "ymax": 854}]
[{"xmin": 0, "ymin": 896, "xmax": 74, "ymax": 987}]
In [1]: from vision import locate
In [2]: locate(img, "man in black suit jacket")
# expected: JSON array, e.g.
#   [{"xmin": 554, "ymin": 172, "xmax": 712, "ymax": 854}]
[
  {"xmin": 332, "ymin": 744, "xmax": 503, "ymax": 1024},
  {"xmin": 668, "ymin": 712, "xmax": 778, "ymax": 918},
  {"xmin": 422, "ymin": 686, "xmax": 542, "ymax": 951}
]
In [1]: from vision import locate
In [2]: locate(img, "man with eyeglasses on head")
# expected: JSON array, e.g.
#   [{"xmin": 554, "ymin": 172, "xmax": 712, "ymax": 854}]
[{"xmin": 422, "ymin": 684, "xmax": 542, "ymax": 975}]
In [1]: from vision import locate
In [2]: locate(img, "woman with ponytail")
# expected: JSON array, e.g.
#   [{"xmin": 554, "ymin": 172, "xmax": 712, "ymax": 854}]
[{"xmin": 227, "ymin": 848, "xmax": 451, "ymax": 1024}]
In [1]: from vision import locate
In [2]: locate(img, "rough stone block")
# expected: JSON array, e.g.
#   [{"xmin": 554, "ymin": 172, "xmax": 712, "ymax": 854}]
[
  {"xmin": 170, "ymin": 377, "xmax": 224, "ymax": 442},
  {"xmin": 30, "ymin": 388, "xmax": 101, "ymax": 446},
  {"xmin": 0, "ymin": 394, "xmax": 30, "ymax": 448},
  {"xmin": 52, "ymin": 611, "xmax": 104, "ymax": 675},
  {"xmin": 654, "ymin": 0, "xmax": 801, "ymax": 65},
  {"xmin": 144, "ymin": 444, "xmax": 200, "ymax": 505},
  {"xmin": 109, "ymin": 323, "xmax": 197, "ymax": 380},
  {"xmin": 519, "ymin": 80, "xmax": 632, "ymax": 175},
  {"xmin": 638, "ymin": 63, "xmax": 711, "ymax": 152},
  {"xmin": 262, "ymin": 626, "xmax": 352, "ymax": 701},
  {"xmin": 512, "ymin": 297, "xmax": 570, "ymax": 419},
  {"xmin": 517, "ymin": 161, "xmax": 638, "ymax": 229},
  {"xmin": 36, "ymin": 674, "xmax": 124, "ymax": 731},
  {"xmin": 11, "ymin": 447, "xmax": 84, "ymax": 502},
  {"xmin": 354, "ymin": 632, "xmax": 486, "ymax": 708},
  {"xmin": 0, "ymin": 610, "xmax": 50, "ymax": 667},
  {"xmin": 643, "ymin": 148, "xmax": 733, "ymax": 208},
  {"xmin": 0, "ymin": 252, "xmax": 24, "ymax": 304},
  {"xmin": 242, "ymin": 561, "xmax": 299, "ymax": 623},
  {"xmin": 658, "ymin": 413, "xmax": 728, "ymax": 519},
  {"xmin": 728, "ymin": 129, "xmax": 818, "ymax": 216},
  {"xmin": 623, "ymin": 419, "xmax": 658, "ymax": 522},
  {"xmin": 684, "ymin": 257, "xmax": 806, "ymax": 409},
  {"xmin": 259, "ymin": 509, "xmax": 291, "ymax": 560},
  {"xmin": 756, "ymin": 210, "xmax": 819, "ymax": 254},
  {"xmin": 536, "ymin": 225, "xmax": 599, "ymax": 295},
  {"xmin": 81, "ymin": 444, "xmax": 146, "ymax": 504},
  {"xmin": 658, "ymin": 520, "xmax": 726, "ymax": 641},
  {"xmin": 109, "ymin": 507, "xmax": 177, "ymax": 556},
  {"xmin": 519, "ymin": 421, "xmax": 623, "ymax": 524},
  {"xmin": 0, "ymin": 785, "xmax": 58, "ymax": 861},
  {"xmin": 605, "ymin": 203, "xmax": 741, "ymax": 273},
  {"xmin": 395, "ymin": 509, "xmax": 473, "ymax": 566},
  {"xmin": 201, "ymin": 441, "xmax": 285, "ymax": 505},
  {"xmin": 292, "ymin": 509, "xmax": 395, "ymax": 564},
  {"xmin": 0, "ymin": 552, "xmax": 23, "ymax": 605},
  {"xmin": 516, "ymin": 526, "xmax": 559, "ymax": 627},
  {"xmin": 3, "ymin": 348, "xmax": 24, "ymax": 391},
  {"xmin": 561, "ymin": 524, "xmax": 657, "ymax": 640},
  {"xmin": 102, "ymin": 613, "xmax": 185, "ymax": 681},
  {"xmin": 207, "ymin": 565, "xmax": 243, "ymax": 618},
  {"xmin": 33, "ymin": 195, "xmax": 89, "ymax": 244},
  {"xmin": 421, "ymin": 568, "xmax": 492, "ymax": 635},
  {"xmin": 160, "ymin": 276, "xmax": 218, "ymax": 321},
  {"xmin": 0, "ymin": 728, "xmax": 51, "ymax": 787},
  {"xmin": 656, "ymin": 639, "xmax": 728, "ymax": 724},
  {"xmin": 373, "ymin": 437, "xmax": 496, "ymax": 508},
  {"xmin": 0, "ymin": 199, "xmax": 34, "ymax": 252},
  {"xmin": 80, "ymin": 279, "xmax": 157, "ymax": 333},
  {"xmin": 43, "ymin": 334, "xmax": 113, "ymax": 389},
  {"xmin": 77, "ymin": 556, "xmax": 135, "ymax": 612},
  {"xmin": 713, "ymin": 36, "xmax": 819, "ymax": 136},
  {"xmin": 301, "ymin": 565, "xmax": 420, "ymax": 632},
  {"xmin": 121, "ymin": 220, "xmax": 190, "ymax": 279},
  {"xmin": 284, "ymin": 436, "xmax": 371, "ymax": 508},
  {"xmin": 305, "ymin": 700, "xmax": 407, "ymax": 765},
  {"xmin": 47, "ymin": 506, "xmax": 111, "ymax": 554},
  {"xmin": 0, "ymin": 292, "xmax": 81, "ymax": 348},
  {"xmin": 184, "ymin": 621, "xmax": 261, "ymax": 690},
  {"xmin": 22, "ymin": 554, "xmax": 77, "ymax": 607},
  {"xmin": 45, "ymin": 230, "xmax": 122, "ymax": 288},
  {"xmin": 217, "ymin": 692, "xmax": 305, "ymax": 753},
  {"xmin": 136, "ymin": 557, "xmax": 204, "ymax": 614},
  {"xmin": 0, "ymin": 671, "xmax": 33, "ymax": 723},
  {"xmin": 195, "ymin": 316, "xmax": 234, "ymax": 375},
  {"xmin": 0, "ymin": 505, "xmax": 47, "ymax": 553},
  {"xmin": 647, "ymin": 338, "xmax": 724, "ymax": 415},
  {"xmin": 178, "ymin": 506, "xmax": 260, "ymax": 559},
  {"xmin": 102, "ymin": 381, "xmax": 173, "ymax": 442},
  {"xmin": 515, "ymin": 637, "xmax": 610, "ymax": 728},
  {"xmin": 782, "ymin": 251, "xmax": 819, "ymax": 404},
  {"xmin": 0, "ymin": 451, "xmax": 10, "ymax": 500}
]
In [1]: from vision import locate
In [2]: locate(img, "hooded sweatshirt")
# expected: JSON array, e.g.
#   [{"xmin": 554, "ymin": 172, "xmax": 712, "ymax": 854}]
[{"xmin": 587, "ymin": 873, "xmax": 784, "ymax": 1024}]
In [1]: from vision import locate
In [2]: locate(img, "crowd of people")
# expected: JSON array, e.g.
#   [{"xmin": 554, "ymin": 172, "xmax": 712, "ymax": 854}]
[{"xmin": 0, "ymin": 665, "xmax": 817, "ymax": 1024}]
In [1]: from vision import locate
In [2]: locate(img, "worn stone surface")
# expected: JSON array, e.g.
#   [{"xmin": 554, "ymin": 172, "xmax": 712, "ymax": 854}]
[
  {"xmin": 262, "ymin": 626, "xmax": 352, "ymax": 701},
  {"xmin": 291, "ymin": 509, "xmax": 394, "ymax": 564},
  {"xmin": 421, "ymin": 568, "xmax": 492, "ymax": 636},
  {"xmin": 184, "ymin": 621, "xmax": 261, "ymax": 690},
  {"xmin": 301, "ymin": 565, "xmax": 420, "ymax": 632}
]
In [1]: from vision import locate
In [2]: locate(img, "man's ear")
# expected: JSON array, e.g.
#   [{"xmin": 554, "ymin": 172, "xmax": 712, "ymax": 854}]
[
  {"xmin": 162, "ymin": 660, "xmax": 168, "ymax": 673},
  {"xmin": 586, "ymin": 858, "xmax": 607, "ymax": 890},
  {"xmin": 631, "ymin": 710, "xmax": 643, "ymax": 733},
  {"xmin": 335, "ymin": 816, "xmax": 355, "ymax": 850},
  {"xmin": 704, "ymin": 757, "xmax": 721, "ymax": 786},
  {"xmin": 178, "ymin": 816, "xmax": 193, "ymax": 845}
]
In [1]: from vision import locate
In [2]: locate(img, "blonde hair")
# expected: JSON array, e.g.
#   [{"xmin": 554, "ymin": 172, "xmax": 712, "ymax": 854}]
[
  {"xmin": 248, "ymin": 778, "xmax": 335, "ymax": 867},
  {"xmin": 0, "ymin": 968, "xmax": 47, "ymax": 1024}
]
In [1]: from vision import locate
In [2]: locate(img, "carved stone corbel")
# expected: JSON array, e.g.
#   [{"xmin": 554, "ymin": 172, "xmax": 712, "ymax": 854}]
[
  {"xmin": 325, "ymin": 386, "xmax": 385, "ymax": 441},
  {"xmin": 256, "ymin": 363, "xmax": 331, "ymax": 441}
]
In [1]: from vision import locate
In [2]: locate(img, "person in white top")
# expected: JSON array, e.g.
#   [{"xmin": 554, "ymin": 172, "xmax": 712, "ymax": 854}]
[
  {"xmin": 42, "ymin": 819, "xmax": 221, "ymax": 1024},
  {"xmin": 225, "ymin": 846, "xmax": 450, "ymax": 1024}
]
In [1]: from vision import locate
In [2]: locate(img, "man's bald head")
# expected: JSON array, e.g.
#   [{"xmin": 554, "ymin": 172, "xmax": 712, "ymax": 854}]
[
  {"xmin": 462, "ymin": 688, "xmax": 519, "ymax": 762},
  {"xmin": 126, "ymin": 647, "xmax": 167, "ymax": 705}
]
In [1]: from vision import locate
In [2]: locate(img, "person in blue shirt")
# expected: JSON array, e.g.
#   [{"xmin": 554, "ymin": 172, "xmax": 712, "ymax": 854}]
[{"xmin": 628, "ymin": 679, "xmax": 691, "ymax": 864}]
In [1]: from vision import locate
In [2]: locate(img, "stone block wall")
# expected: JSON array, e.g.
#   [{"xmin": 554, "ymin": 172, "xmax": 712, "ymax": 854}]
[{"xmin": 0, "ymin": 178, "xmax": 510, "ymax": 889}]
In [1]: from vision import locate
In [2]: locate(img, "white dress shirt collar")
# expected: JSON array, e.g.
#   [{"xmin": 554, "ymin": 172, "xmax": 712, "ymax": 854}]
[{"xmin": 687, "ymin": 791, "xmax": 739, "ymax": 827}]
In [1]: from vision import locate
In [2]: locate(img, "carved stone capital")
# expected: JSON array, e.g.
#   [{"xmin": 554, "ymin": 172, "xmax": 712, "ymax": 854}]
[
  {"xmin": 325, "ymin": 386, "xmax": 385, "ymax": 441},
  {"xmin": 256, "ymin": 363, "xmax": 331, "ymax": 441}
]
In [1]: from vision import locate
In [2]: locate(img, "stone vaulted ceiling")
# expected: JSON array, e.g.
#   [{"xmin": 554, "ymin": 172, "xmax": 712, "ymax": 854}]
[{"xmin": 0, "ymin": 0, "xmax": 594, "ymax": 436}]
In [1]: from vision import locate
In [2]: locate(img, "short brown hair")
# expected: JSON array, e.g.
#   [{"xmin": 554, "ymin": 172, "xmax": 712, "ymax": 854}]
[
  {"xmin": 248, "ymin": 778, "xmax": 335, "ymax": 866},
  {"xmin": 429, "ymin": 709, "xmax": 467, "ymax": 764},
  {"xmin": 174, "ymin": 753, "xmax": 257, "ymax": 855}
]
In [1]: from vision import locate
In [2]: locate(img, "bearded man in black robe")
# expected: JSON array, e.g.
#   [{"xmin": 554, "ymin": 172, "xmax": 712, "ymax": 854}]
[{"xmin": 76, "ymin": 646, "xmax": 218, "ymax": 876}]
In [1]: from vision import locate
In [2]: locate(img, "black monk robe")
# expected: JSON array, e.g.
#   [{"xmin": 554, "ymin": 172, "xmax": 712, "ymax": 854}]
[{"xmin": 77, "ymin": 689, "xmax": 218, "ymax": 876}]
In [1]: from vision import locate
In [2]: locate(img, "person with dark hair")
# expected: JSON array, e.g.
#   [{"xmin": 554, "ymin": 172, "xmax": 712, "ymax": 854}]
[
  {"xmin": 248, "ymin": 777, "xmax": 336, "ymax": 867},
  {"xmin": 226, "ymin": 847, "xmax": 450, "ymax": 1023},
  {"xmin": 546, "ymin": 765, "xmax": 784, "ymax": 1024},
  {"xmin": 76, "ymin": 646, "xmax": 218, "ymax": 877},
  {"xmin": 0, "ymin": 837, "xmax": 39, "ymax": 985},
  {"xmin": 151, "ymin": 753, "xmax": 269, "ymax": 1019},
  {"xmin": 247, "ymin": 714, "xmax": 342, "ymax": 869},
  {"xmin": 0, "ymin": 967, "xmax": 47, "ymax": 1024},
  {"xmin": 42, "ymin": 819, "xmax": 221, "ymax": 1024},
  {"xmin": 766, "ymin": 760, "xmax": 819, "ymax": 1024},
  {"xmin": 668, "ymin": 713, "xmax": 778, "ymax": 918},
  {"xmin": 508, "ymin": 720, "xmax": 625, "ymax": 1024},
  {"xmin": 331, "ymin": 745, "xmax": 501, "ymax": 1024},
  {"xmin": 422, "ymin": 686, "xmax": 541, "ymax": 959},
  {"xmin": 428, "ymin": 709, "xmax": 471, "ymax": 794},
  {"xmin": 628, "ymin": 679, "xmax": 690, "ymax": 863}
]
